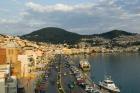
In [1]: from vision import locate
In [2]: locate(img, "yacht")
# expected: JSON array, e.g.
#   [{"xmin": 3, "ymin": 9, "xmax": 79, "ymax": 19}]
[
  {"xmin": 99, "ymin": 76, "xmax": 120, "ymax": 93},
  {"xmin": 79, "ymin": 60, "xmax": 90, "ymax": 71}
]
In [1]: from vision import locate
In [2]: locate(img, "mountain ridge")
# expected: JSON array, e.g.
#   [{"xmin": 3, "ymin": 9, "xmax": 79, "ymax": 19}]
[{"xmin": 21, "ymin": 27, "xmax": 137, "ymax": 44}]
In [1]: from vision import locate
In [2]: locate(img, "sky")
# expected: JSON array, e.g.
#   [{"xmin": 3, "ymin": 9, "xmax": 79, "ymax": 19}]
[{"xmin": 0, "ymin": 0, "xmax": 140, "ymax": 35}]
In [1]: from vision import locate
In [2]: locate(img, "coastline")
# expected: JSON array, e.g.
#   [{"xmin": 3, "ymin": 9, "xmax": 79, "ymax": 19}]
[{"xmin": 61, "ymin": 47, "xmax": 140, "ymax": 55}]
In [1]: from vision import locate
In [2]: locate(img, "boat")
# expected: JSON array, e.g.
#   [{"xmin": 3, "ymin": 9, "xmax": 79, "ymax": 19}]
[
  {"xmin": 79, "ymin": 60, "xmax": 90, "ymax": 71},
  {"xmin": 99, "ymin": 76, "xmax": 120, "ymax": 93}
]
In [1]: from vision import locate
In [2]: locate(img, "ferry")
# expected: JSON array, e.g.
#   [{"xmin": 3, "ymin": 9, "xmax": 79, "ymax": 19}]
[
  {"xmin": 79, "ymin": 60, "xmax": 90, "ymax": 71},
  {"xmin": 99, "ymin": 76, "xmax": 120, "ymax": 93}
]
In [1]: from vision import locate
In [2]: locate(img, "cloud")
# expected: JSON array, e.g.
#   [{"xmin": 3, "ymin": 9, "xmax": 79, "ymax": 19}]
[
  {"xmin": 22, "ymin": 1, "xmax": 129, "ymax": 34},
  {"xmin": 0, "ymin": 19, "xmax": 18, "ymax": 24},
  {"xmin": 25, "ymin": 2, "xmax": 95, "ymax": 13},
  {"xmin": 1, "ymin": 0, "xmax": 140, "ymax": 35},
  {"xmin": 26, "ymin": 2, "xmax": 73, "ymax": 12},
  {"xmin": 11, "ymin": 0, "xmax": 17, "ymax": 1},
  {"xmin": 19, "ymin": 12, "xmax": 30, "ymax": 17},
  {"xmin": 0, "ymin": 8, "xmax": 9, "ymax": 12}
]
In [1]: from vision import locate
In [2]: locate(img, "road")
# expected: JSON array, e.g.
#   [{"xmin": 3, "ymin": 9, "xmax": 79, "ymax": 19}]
[
  {"xmin": 60, "ymin": 55, "xmax": 86, "ymax": 93},
  {"xmin": 45, "ymin": 54, "xmax": 86, "ymax": 93},
  {"xmin": 46, "ymin": 56, "xmax": 59, "ymax": 93},
  {"xmin": 35, "ymin": 54, "xmax": 109, "ymax": 93}
]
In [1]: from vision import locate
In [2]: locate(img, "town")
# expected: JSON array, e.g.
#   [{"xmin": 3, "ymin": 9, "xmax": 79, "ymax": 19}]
[
  {"xmin": 1, "ymin": 0, "xmax": 140, "ymax": 93},
  {"xmin": 0, "ymin": 32, "xmax": 140, "ymax": 93}
]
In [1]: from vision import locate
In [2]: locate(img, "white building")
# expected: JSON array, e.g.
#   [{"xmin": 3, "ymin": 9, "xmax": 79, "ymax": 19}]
[
  {"xmin": 0, "ymin": 78, "xmax": 6, "ymax": 93},
  {"xmin": 6, "ymin": 76, "xmax": 17, "ymax": 93},
  {"xmin": 0, "ymin": 65, "xmax": 10, "ymax": 93},
  {"xmin": 0, "ymin": 65, "xmax": 17, "ymax": 93},
  {"xmin": 18, "ymin": 55, "xmax": 31, "ymax": 77},
  {"xmin": 0, "ymin": 65, "xmax": 10, "ymax": 75}
]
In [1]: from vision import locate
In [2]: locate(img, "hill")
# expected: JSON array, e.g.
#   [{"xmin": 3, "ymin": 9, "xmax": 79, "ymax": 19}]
[
  {"xmin": 21, "ymin": 27, "xmax": 136, "ymax": 44},
  {"xmin": 97, "ymin": 30, "xmax": 136, "ymax": 39},
  {"xmin": 21, "ymin": 27, "xmax": 81, "ymax": 44}
]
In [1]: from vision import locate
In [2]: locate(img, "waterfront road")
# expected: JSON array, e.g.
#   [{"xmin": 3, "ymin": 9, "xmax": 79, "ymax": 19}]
[
  {"xmin": 60, "ymin": 55, "xmax": 86, "ymax": 93},
  {"xmin": 46, "ymin": 57, "xmax": 59, "ymax": 93},
  {"xmin": 45, "ymin": 54, "xmax": 110, "ymax": 93},
  {"xmin": 46, "ymin": 54, "xmax": 90, "ymax": 93}
]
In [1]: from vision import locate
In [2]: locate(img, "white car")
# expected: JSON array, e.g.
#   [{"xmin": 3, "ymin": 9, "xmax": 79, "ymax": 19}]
[
  {"xmin": 64, "ymin": 72, "xmax": 67, "ymax": 76},
  {"xmin": 85, "ymin": 84, "xmax": 94, "ymax": 93}
]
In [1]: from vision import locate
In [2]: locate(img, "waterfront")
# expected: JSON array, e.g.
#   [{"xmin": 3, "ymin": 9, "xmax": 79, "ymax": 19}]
[{"xmin": 70, "ymin": 53, "xmax": 140, "ymax": 93}]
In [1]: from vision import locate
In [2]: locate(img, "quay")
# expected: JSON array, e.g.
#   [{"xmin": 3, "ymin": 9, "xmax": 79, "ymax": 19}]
[{"xmin": 62, "ymin": 55, "xmax": 111, "ymax": 93}]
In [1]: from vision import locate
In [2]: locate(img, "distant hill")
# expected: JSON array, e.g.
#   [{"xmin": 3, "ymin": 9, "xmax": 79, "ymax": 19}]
[
  {"xmin": 21, "ymin": 27, "xmax": 81, "ymax": 44},
  {"xmin": 21, "ymin": 27, "xmax": 136, "ymax": 44},
  {"xmin": 97, "ymin": 30, "xmax": 136, "ymax": 39}
]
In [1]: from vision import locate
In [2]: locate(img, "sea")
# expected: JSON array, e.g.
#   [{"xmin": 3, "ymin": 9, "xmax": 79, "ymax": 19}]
[{"xmin": 70, "ymin": 53, "xmax": 140, "ymax": 93}]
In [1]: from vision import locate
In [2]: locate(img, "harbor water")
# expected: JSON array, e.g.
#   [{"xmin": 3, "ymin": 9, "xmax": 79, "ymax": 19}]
[{"xmin": 70, "ymin": 53, "xmax": 140, "ymax": 93}]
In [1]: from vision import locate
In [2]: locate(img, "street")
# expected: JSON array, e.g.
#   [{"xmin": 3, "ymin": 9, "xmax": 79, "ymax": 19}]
[{"xmin": 60, "ymin": 55, "xmax": 86, "ymax": 93}]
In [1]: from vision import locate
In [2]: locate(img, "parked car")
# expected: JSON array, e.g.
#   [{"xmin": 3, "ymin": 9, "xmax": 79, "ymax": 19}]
[{"xmin": 84, "ymin": 84, "xmax": 94, "ymax": 93}]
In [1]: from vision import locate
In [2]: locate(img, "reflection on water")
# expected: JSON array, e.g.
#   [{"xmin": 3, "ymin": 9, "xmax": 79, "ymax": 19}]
[{"xmin": 70, "ymin": 53, "xmax": 140, "ymax": 93}]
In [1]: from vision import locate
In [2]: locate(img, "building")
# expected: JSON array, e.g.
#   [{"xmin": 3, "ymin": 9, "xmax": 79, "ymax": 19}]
[
  {"xmin": 0, "ymin": 48, "xmax": 6, "ymax": 64},
  {"xmin": 2, "ymin": 42, "xmax": 21, "ymax": 78},
  {"xmin": 0, "ymin": 78, "xmax": 6, "ymax": 93},
  {"xmin": 0, "ymin": 65, "xmax": 10, "ymax": 76},
  {"xmin": 18, "ymin": 55, "xmax": 33, "ymax": 77},
  {"xmin": 6, "ymin": 76, "xmax": 17, "ymax": 93},
  {"xmin": 0, "ymin": 65, "xmax": 8, "ymax": 93},
  {"xmin": 0, "ymin": 76, "xmax": 17, "ymax": 93},
  {"xmin": 0, "ymin": 65, "xmax": 17, "ymax": 93},
  {"xmin": 5, "ymin": 42, "xmax": 19, "ymax": 64}
]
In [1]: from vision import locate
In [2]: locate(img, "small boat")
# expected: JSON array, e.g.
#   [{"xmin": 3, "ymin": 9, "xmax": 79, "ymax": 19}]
[
  {"xmin": 99, "ymin": 76, "xmax": 120, "ymax": 93},
  {"xmin": 79, "ymin": 60, "xmax": 90, "ymax": 71}
]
